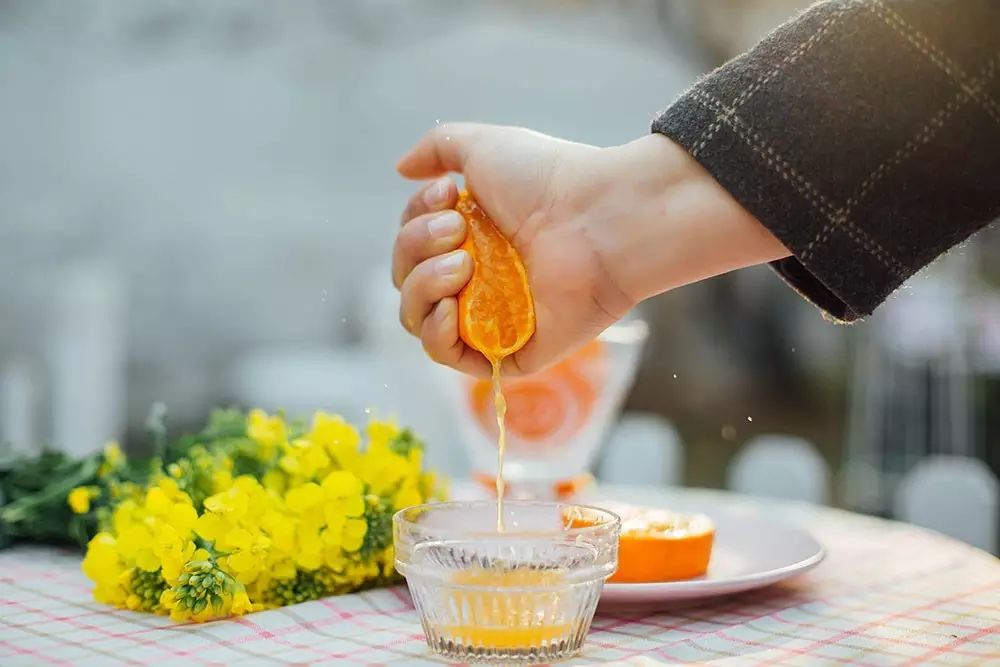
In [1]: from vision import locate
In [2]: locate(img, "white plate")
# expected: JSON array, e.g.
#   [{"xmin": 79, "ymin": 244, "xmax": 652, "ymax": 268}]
[
  {"xmin": 451, "ymin": 481, "xmax": 826, "ymax": 605},
  {"xmin": 599, "ymin": 507, "xmax": 825, "ymax": 605}
]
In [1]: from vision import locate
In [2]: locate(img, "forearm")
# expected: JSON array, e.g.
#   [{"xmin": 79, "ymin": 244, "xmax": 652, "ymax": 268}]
[{"xmin": 592, "ymin": 134, "xmax": 790, "ymax": 306}]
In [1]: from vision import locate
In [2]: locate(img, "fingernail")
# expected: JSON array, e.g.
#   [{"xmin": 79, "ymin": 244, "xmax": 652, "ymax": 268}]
[
  {"xmin": 423, "ymin": 179, "xmax": 449, "ymax": 207},
  {"xmin": 436, "ymin": 251, "xmax": 468, "ymax": 276},
  {"xmin": 427, "ymin": 211, "xmax": 463, "ymax": 238}
]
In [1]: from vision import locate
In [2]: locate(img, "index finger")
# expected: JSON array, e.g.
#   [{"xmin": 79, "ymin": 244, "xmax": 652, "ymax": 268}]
[{"xmin": 400, "ymin": 177, "xmax": 459, "ymax": 225}]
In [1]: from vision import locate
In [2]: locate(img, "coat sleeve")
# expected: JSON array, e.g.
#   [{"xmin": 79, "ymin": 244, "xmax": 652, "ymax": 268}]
[{"xmin": 653, "ymin": 0, "xmax": 1000, "ymax": 322}]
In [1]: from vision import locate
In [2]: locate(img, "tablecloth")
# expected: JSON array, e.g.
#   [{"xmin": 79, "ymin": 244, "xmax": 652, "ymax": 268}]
[{"xmin": 1, "ymin": 487, "xmax": 998, "ymax": 666}]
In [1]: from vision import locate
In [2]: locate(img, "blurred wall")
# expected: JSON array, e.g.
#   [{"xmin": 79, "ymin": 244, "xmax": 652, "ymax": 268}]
[
  {"xmin": 5, "ymin": 1, "xmax": 993, "ymax": 499},
  {"xmin": 0, "ymin": 0, "xmax": 700, "ymax": 441}
]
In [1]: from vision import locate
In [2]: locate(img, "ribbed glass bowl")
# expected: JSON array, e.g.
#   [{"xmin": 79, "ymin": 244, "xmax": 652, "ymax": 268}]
[{"xmin": 393, "ymin": 500, "xmax": 620, "ymax": 663}]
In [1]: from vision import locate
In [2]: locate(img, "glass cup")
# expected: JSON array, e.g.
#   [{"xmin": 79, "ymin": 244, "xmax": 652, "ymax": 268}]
[
  {"xmin": 450, "ymin": 313, "xmax": 649, "ymax": 500},
  {"xmin": 394, "ymin": 500, "xmax": 620, "ymax": 663}
]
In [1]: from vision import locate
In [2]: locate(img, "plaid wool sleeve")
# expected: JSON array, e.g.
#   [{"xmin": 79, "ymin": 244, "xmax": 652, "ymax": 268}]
[{"xmin": 653, "ymin": 0, "xmax": 1000, "ymax": 322}]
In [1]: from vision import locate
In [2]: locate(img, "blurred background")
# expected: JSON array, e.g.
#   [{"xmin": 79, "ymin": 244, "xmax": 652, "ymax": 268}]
[{"xmin": 1, "ymin": 0, "xmax": 997, "ymax": 551}]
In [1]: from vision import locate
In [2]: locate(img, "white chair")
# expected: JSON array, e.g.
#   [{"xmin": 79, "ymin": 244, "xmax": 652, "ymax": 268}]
[
  {"xmin": 599, "ymin": 412, "xmax": 684, "ymax": 487},
  {"xmin": 728, "ymin": 435, "xmax": 830, "ymax": 504},
  {"xmin": 894, "ymin": 456, "xmax": 998, "ymax": 553}
]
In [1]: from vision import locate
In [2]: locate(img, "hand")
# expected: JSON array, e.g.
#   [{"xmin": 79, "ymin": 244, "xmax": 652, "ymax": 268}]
[
  {"xmin": 393, "ymin": 123, "xmax": 629, "ymax": 378},
  {"xmin": 393, "ymin": 123, "xmax": 789, "ymax": 377}
]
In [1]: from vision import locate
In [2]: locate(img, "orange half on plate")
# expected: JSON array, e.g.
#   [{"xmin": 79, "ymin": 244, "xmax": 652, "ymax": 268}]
[{"xmin": 567, "ymin": 502, "xmax": 715, "ymax": 583}]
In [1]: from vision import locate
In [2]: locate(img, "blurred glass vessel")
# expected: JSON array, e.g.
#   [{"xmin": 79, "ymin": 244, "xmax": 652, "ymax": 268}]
[
  {"xmin": 449, "ymin": 314, "xmax": 648, "ymax": 500},
  {"xmin": 394, "ymin": 500, "xmax": 620, "ymax": 662}
]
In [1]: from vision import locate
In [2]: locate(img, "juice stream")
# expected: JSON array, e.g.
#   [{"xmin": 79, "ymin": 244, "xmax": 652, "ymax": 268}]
[{"xmin": 491, "ymin": 358, "xmax": 507, "ymax": 532}]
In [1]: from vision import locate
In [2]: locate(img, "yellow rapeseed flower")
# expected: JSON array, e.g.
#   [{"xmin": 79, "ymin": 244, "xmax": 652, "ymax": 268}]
[
  {"xmin": 82, "ymin": 532, "xmax": 129, "ymax": 605},
  {"xmin": 97, "ymin": 441, "xmax": 125, "ymax": 478},
  {"xmin": 308, "ymin": 412, "xmax": 361, "ymax": 469},
  {"xmin": 262, "ymin": 469, "xmax": 286, "ymax": 494},
  {"xmin": 80, "ymin": 407, "xmax": 437, "ymax": 623},
  {"xmin": 68, "ymin": 486, "xmax": 97, "ymax": 514},
  {"xmin": 358, "ymin": 446, "xmax": 412, "ymax": 497},
  {"xmin": 247, "ymin": 409, "xmax": 287, "ymax": 460},
  {"xmin": 393, "ymin": 483, "xmax": 423, "ymax": 511},
  {"xmin": 366, "ymin": 420, "xmax": 400, "ymax": 450},
  {"xmin": 307, "ymin": 411, "xmax": 360, "ymax": 451},
  {"xmin": 285, "ymin": 482, "xmax": 323, "ymax": 514}
]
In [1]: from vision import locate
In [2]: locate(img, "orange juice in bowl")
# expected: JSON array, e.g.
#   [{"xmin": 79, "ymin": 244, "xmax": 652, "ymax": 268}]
[{"xmin": 451, "ymin": 315, "xmax": 648, "ymax": 500}]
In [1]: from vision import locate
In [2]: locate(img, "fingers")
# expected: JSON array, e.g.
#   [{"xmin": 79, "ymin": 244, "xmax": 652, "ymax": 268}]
[
  {"xmin": 396, "ymin": 122, "xmax": 484, "ymax": 179},
  {"xmin": 399, "ymin": 250, "xmax": 472, "ymax": 336},
  {"xmin": 393, "ymin": 176, "xmax": 463, "ymax": 288},
  {"xmin": 419, "ymin": 298, "xmax": 493, "ymax": 377},
  {"xmin": 399, "ymin": 176, "xmax": 458, "ymax": 226},
  {"xmin": 392, "ymin": 210, "xmax": 466, "ymax": 288}
]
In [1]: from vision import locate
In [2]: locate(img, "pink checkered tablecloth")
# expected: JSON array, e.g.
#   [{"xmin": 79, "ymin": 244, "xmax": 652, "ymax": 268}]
[{"xmin": 1, "ymin": 487, "xmax": 998, "ymax": 666}]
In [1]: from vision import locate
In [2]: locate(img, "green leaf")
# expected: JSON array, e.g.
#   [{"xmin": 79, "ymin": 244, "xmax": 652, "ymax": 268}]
[
  {"xmin": 201, "ymin": 409, "xmax": 248, "ymax": 440},
  {"xmin": 389, "ymin": 429, "xmax": 423, "ymax": 457}
]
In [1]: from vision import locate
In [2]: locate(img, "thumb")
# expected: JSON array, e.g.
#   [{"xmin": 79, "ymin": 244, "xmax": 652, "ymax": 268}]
[{"xmin": 396, "ymin": 122, "xmax": 485, "ymax": 179}]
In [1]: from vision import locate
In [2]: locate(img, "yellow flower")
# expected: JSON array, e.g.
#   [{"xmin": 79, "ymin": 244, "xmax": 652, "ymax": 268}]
[
  {"xmin": 322, "ymin": 545, "xmax": 345, "ymax": 570},
  {"xmin": 111, "ymin": 499, "xmax": 139, "ymax": 534},
  {"xmin": 423, "ymin": 471, "xmax": 447, "ymax": 502},
  {"xmin": 80, "ymin": 408, "xmax": 435, "ymax": 622},
  {"xmin": 82, "ymin": 533, "xmax": 123, "ymax": 585},
  {"xmin": 341, "ymin": 518, "xmax": 367, "ymax": 552},
  {"xmin": 169, "ymin": 503, "xmax": 198, "ymax": 534},
  {"xmin": 294, "ymin": 520, "xmax": 324, "ymax": 570},
  {"xmin": 285, "ymin": 482, "xmax": 323, "ymax": 514},
  {"xmin": 156, "ymin": 477, "xmax": 183, "ymax": 498},
  {"xmin": 301, "ymin": 442, "xmax": 331, "ymax": 477},
  {"xmin": 261, "ymin": 510, "xmax": 294, "ymax": 552},
  {"xmin": 143, "ymin": 519, "xmax": 194, "ymax": 583},
  {"xmin": 381, "ymin": 546, "xmax": 396, "ymax": 578},
  {"xmin": 144, "ymin": 487, "xmax": 172, "ymax": 516},
  {"xmin": 117, "ymin": 524, "xmax": 159, "ymax": 572},
  {"xmin": 320, "ymin": 471, "xmax": 364, "ymax": 517},
  {"xmin": 262, "ymin": 469, "xmax": 286, "ymax": 494},
  {"xmin": 307, "ymin": 412, "xmax": 360, "ymax": 452},
  {"xmin": 306, "ymin": 412, "xmax": 361, "ymax": 471},
  {"xmin": 230, "ymin": 590, "xmax": 255, "ymax": 615},
  {"xmin": 203, "ymin": 486, "xmax": 250, "ymax": 519},
  {"xmin": 68, "ymin": 486, "xmax": 96, "ymax": 514},
  {"xmin": 233, "ymin": 476, "xmax": 269, "ymax": 516},
  {"xmin": 366, "ymin": 420, "xmax": 400, "ymax": 450},
  {"xmin": 104, "ymin": 441, "xmax": 124, "ymax": 464},
  {"xmin": 358, "ymin": 447, "xmax": 411, "ymax": 497},
  {"xmin": 393, "ymin": 483, "xmax": 422, "ymax": 511},
  {"xmin": 222, "ymin": 529, "xmax": 271, "ymax": 584},
  {"xmin": 159, "ymin": 589, "xmax": 181, "ymax": 619},
  {"xmin": 194, "ymin": 511, "xmax": 229, "ymax": 543},
  {"xmin": 98, "ymin": 441, "xmax": 125, "ymax": 477},
  {"xmin": 159, "ymin": 547, "xmax": 192, "ymax": 585},
  {"xmin": 270, "ymin": 558, "xmax": 297, "ymax": 581},
  {"xmin": 280, "ymin": 436, "xmax": 334, "ymax": 481},
  {"xmin": 82, "ymin": 533, "xmax": 129, "ymax": 605},
  {"xmin": 212, "ymin": 468, "xmax": 233, "ymax": 492},
  {"xmin": 247, "ymin": 409, "xmax": 287, "ymax": 459}
]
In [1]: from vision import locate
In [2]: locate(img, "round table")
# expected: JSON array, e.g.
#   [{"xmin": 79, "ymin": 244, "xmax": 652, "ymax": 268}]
[{"xmin": 1, "ymin": 485, "xmax": 997, "ymax": 666}]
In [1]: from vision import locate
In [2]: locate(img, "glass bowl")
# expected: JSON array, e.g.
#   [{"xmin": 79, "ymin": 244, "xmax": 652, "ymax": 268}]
[{"xmin": 393, "ymin": 500, "xmax": 620, "ymax": 663}]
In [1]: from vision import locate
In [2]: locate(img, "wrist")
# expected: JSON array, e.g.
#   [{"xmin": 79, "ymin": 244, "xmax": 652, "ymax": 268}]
[{"xmin": 591, "ymin": 134, "xmax": 790, "ymax": 305}]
